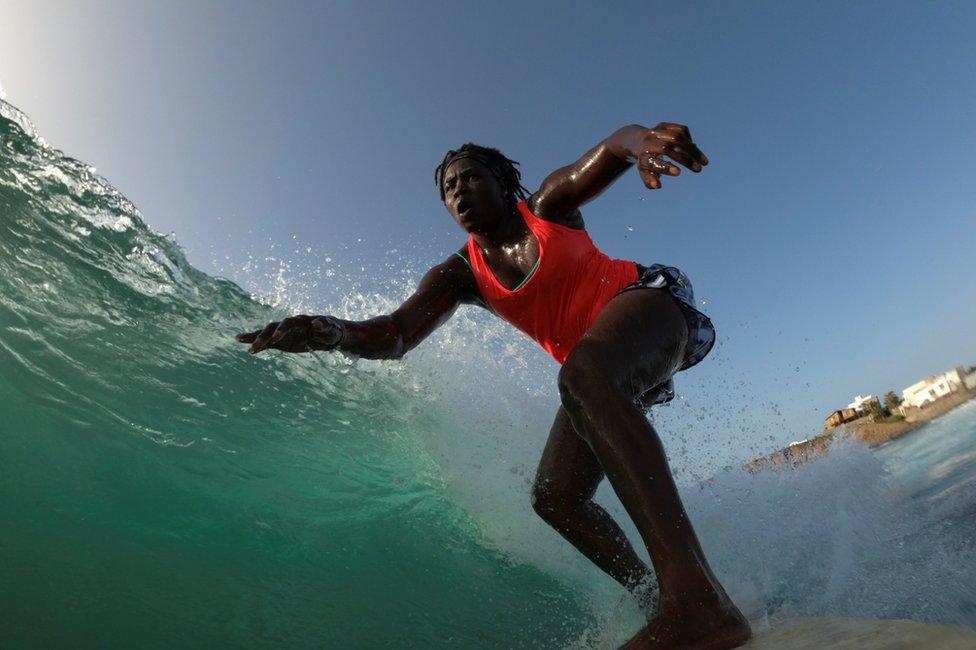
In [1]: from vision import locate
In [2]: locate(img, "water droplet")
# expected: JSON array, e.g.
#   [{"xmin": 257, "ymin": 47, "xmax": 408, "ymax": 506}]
[{"xmin": 627, "ymin": 225, "xmax": 634, "ymax": 232}]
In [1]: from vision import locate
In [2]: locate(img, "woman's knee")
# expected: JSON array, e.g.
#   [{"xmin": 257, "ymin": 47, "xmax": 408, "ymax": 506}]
[
  {"xmin": 531, "ymin": 480, "xmax": 578, "ymax": 527},
  {"xmin": 530, "ymin": 482, "xmax": 555, "ymax": 521}
]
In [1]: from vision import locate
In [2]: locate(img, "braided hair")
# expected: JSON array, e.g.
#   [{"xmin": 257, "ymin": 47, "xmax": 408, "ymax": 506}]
[{"xmin": 435, "ymin": 144, "xmax": 530, "ymax": 209}]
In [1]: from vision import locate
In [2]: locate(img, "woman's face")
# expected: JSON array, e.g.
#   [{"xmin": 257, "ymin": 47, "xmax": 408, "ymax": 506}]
[{"xmin": 441, "ymin": 158, "xmax": 507, "ymax": 233}]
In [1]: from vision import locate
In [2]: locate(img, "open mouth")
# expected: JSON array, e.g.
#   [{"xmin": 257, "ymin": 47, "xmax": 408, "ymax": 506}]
[{"xmin": 456, "ymin": 199, "xmax": 471, "ymax": 216}]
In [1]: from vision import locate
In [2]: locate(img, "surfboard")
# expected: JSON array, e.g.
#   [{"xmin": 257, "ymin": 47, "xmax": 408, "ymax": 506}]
[{"xmin": 744, "ymin": 616, "xmax": 976, "ymax": 649}]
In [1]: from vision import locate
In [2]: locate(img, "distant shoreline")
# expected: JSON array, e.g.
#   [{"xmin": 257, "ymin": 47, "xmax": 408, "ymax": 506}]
[{"xmin": 745, "ymin": 388, "xmax": 976, "ymax": 473}]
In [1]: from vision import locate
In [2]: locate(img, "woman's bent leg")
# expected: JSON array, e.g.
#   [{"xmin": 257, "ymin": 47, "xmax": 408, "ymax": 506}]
[
  {"xmin": 532, "ymin": 406, "xmax": 654, "ymax": 605},
  {"xmin": 558, "ymin": 289, "xmax": 750, "ymax": 648}
]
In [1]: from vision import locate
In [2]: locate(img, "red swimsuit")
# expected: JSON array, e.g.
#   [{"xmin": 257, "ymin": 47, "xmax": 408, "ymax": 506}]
[{"xmin": 466, "ymin": 201, "xmax": 638, "ymax": 364}]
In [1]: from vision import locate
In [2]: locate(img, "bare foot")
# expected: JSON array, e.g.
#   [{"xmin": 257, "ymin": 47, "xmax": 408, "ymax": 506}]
[{"xmin": 619, "ymin": 598, "xmax": 751, "ymax": 650}]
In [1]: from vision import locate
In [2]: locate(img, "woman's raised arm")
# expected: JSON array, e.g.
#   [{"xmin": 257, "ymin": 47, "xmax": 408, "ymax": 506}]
[{"xmin": 530, "ymin": 123, "xmax": 709, "ymax": 222}]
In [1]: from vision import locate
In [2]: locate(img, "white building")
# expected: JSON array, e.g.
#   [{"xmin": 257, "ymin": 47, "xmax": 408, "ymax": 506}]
[
  {"xmin": 847, "ymin": 394, "xmax": 879, "ymax": 414},
  {"xmin": 901, "ymin": 367, "xmax": 966, "ymax": 409}
]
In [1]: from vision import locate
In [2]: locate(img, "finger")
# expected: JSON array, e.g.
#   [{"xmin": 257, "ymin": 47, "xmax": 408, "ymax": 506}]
[
  {"xmin": 638, "ymin": 166, "xmax": 662, "ymax": 189},
  {"xmin": 659, "ymin": 144, "xmax": 701, "ymax": 172},
  {"xmin": 249, "ymin": 322, "xmax": 279, "ymax": 354},
  {"xmin": 640, "ymin": 154, "xmax": 679, "ymax": 176},
  {"xmin": 658, "ymin": 122, "xmax": 692, "ymax": 139},
  {"xmin": 656, "ymin": 126, "xmax": 708, "ymax": 167},
  {"xmin": 680, "ymin": 141, "xmax": 708, "ymax": 168},
  {"xmin": 668, "ymin": 134, "xmax": 708, "ymax": 168}
]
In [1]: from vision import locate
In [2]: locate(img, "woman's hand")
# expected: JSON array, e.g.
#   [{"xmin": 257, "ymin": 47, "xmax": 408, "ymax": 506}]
[
  {"xmin": 636, "ymin": 122, "xmax": 709, "ymax": 190},
  {"xmin": 236, "ymin": 315, "xmax": 344, "ymax": 354}
]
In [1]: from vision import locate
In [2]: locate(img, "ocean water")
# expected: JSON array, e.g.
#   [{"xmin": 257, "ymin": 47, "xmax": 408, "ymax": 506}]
[{"xmin": 1, "ymin": 100, "xmax": 975, "ymax": 648}]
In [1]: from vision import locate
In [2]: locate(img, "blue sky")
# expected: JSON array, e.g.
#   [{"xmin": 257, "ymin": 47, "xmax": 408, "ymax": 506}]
[{"xmin": 2, "ymin": 1, "xmax": 974, "ymax": 453}]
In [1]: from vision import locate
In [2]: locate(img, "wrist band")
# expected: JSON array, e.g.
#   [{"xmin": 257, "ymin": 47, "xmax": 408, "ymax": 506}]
[
  {"xmin": 325, "ymin": 316, "xmax": 346, "ymax": 346},
  {"xmin": 312, "ymin": 316, "xmax": 345, "ymax": 348}
]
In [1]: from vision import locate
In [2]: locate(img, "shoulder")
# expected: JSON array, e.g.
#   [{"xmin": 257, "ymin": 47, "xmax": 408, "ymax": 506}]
[
  {"xmin": 454, "ymin": 243, "xmax": 472, "ymax": 267},
  {"xmin": 429, "ymin": 246, "xmax": 474, "ymax": 284},
  {"xmin": 441, "ymin": 246, "xmax": 486, "ymax": 307},
  {"xmin": 526, "ymin": 194, "xmax": 586, "ymax": 230},
  {"xmin": 401, "ymin": 251, "xmax": 485, "ymax": 311}
]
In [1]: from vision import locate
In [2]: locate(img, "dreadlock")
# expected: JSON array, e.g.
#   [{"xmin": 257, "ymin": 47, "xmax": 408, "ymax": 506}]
[{"xmin": 434, "ymin": 143, "xmax": 530, "ymax": 208}]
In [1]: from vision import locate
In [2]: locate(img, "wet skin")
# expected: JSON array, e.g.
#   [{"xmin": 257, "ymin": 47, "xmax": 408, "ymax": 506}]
[{"xmin": 237, "ymin": 123, "xmax": 751, "ymax": 649}]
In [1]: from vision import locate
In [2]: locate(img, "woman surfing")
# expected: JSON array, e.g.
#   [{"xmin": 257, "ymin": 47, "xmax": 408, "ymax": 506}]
[{"xmin": 237, "ymin": 122, "xmax": 750, "ymax": 649}]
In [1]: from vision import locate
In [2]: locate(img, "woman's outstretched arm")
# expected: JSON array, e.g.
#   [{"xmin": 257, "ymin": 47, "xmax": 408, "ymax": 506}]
[
  {"xmin": 236, "ymin": 253, "xmax": 478, "ymax": 360},
  {"xmin": 530, "ymin": 123, "xmax": 709, "ymax": 222}
]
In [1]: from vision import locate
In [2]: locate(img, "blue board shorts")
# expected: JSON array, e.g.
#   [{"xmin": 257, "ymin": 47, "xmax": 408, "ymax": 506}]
[{"xmin": 620, "ymin": 263, "xmax": 716, "ymax": 406}]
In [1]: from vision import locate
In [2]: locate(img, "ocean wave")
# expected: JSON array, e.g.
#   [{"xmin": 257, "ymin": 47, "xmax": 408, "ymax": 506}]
[{"xmin": 2, "ymin": 99, "xmax": 974, "ymax": 648}]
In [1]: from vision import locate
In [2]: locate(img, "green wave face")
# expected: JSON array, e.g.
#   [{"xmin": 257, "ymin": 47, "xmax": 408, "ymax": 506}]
[{"xmin": 0, "ymin": 104, "xmax": 614, "ymax": 649}]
